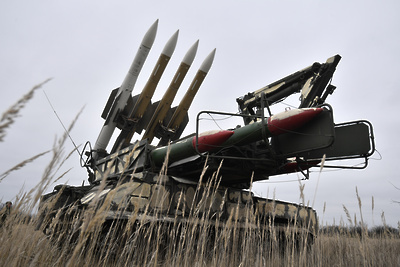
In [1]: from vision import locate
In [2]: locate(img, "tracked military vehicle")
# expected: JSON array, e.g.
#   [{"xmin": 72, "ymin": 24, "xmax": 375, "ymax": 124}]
[{"xmin": 37, "ymin": 20, "xmax": 375, "ymax": 245}]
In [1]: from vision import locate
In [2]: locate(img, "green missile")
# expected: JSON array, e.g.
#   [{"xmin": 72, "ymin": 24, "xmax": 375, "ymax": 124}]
[
  {"xmin": 151, "ymin": 108, "xmax": 322, "ymax": 167},
  {"xmin": 150, "ymin": 129, "xmax": 234, "ymax": 167},
  {"xmin": 222, "ymin": 108, "xmax": 324, "ymax": 147}
]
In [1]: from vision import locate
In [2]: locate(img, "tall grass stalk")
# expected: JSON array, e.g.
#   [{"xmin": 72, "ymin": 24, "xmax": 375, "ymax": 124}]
[
  {"xmin": 1, "ymin": 89, "xmax": 400, "ymax": 266},
  {"xmin": 0, "ymin": 79, "xmax": 52, "ymax": 142},
  {"xmin": 2, "ymin": 154, "xmax": 400, "ymax": 266}
]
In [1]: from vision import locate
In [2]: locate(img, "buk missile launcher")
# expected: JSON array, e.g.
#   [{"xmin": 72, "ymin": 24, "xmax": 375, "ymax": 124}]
[{"xmin": 37, "ymin": 21, "xmax": 375, "ymax": 246}]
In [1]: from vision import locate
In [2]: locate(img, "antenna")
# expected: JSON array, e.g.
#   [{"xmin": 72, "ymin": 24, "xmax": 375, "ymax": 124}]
[{"xmin": 43, "ymin": 90, "xmax": 81, "ymax": 157}]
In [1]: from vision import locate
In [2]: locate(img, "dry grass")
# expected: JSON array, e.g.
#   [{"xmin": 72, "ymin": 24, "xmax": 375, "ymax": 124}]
[
  {"xmin": 1, "ymin": 85, "xmax": 400, "ymax": 266},
  {"xmin": 1, "ymin": 194, "xmax": 400, "ymax": 267},
  {"xmin": 0, "ymin": 79, "xmax": 52, "ymax": 142}
]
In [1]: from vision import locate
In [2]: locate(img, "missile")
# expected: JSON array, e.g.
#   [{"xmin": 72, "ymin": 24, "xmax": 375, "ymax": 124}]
[
  {"xmin": 150, "ymin": 130, "xmax": 234, "ymax": 167},
  {"xmin": 222, "ymin": 108, "xmax": 324, "ymax": 147},
  {"xmin": 158, "ymin": 48, "xmax": 217, "ymax": 146},
  {"xmin": 93, "ymin": 19, "xmax": 158, "ymax": 157},
  {"xmin": 151, "ymin": 108, "xmax": 323, "ymax": 168},
  {"xmin": 113, "ymin": 30, "xmax": 179, "ymax": 151},
  {"xmin": 141, "ymin": 40, "xmax": 200, "ymax": 143}
]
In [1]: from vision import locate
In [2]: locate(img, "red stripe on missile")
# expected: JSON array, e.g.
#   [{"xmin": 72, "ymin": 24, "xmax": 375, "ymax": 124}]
[
  {"xmin": 267, "ymin": 107, "xmax": 323, "ymax": 136},
  {"xmin": 193, "ymin": 130, "xmax": 234, "ymax": 152}
]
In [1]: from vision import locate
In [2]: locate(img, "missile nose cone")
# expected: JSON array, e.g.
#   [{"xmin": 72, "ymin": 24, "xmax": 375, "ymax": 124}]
[
  {"xmin": 199, "ymin": 48, "xmax": 216, "ymax": 73},
  {"xmin": 162, "ymin": 30, "xmax": 179, "ymax": 57},
  {"xmin": 267, "ymin": 107, "xmax": 324, "ymax": 136},
  {"xmin": 193, "ymin": 130, "xmax": 234, "ymax": 153},
  {"xmin": 142, "ymin": 19, "xmax": 158, "ymax": 48},
  {"xmin": 182, "ymin": 40, "xmax": 199, "ymax": 65}
]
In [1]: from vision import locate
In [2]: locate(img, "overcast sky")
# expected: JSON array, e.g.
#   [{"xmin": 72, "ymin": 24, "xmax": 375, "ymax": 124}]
[{"xmin": 1, "ymin": 1, "xmax": 399, "ymax": 228}]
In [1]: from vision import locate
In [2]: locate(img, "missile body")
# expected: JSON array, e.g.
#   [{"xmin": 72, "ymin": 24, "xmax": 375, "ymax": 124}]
[
  {"xmin": 158, "ymin": 49, "xmax": 216, "ymax": 146},
  {"xmin": 116, "ymin": 30, "xmax": 179, "ymax": 149},
  {"xmin": 93, "ymin": 20, "xmax": 158, "ymax": 157},
  {"xmin": 150, "ymin": 130, "xmax": 234, "ymax": 167},
  {"xmin": 151, "ymin": 108, "xmax": 323, "ymax": 168},
  {"xmin": 222, "ymin": 108, "xmax": 324, "ymax": 147},
  {"xmin": 142, "ymin": 40, "xmax": 199, "ymax": 143}
]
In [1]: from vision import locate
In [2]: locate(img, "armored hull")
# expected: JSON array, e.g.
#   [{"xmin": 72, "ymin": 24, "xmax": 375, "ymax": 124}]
[{"xmin": 38, "ymin": 139, "xmax": 318, "ymax": 242}]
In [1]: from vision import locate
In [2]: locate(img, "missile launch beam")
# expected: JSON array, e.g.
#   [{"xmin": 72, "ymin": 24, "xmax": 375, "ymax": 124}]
[{"xmin": 101, "ymin": 88, "xmax": 118, "ymax": 120}]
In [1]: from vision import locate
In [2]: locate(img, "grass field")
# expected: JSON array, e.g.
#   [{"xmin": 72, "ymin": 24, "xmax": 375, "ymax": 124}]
[
  {"xmin": 1, "ymin": 83, "xmax": 399, "ymax": 266},
  {"xmin": 0, "ymin": 200, "xmax": 400, "ymax": 267}
]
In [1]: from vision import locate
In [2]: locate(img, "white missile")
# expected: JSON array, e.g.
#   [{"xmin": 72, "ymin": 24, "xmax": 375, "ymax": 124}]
[
  {"xmin": 93, "ymin": 19, "xmax": 158, "ymax": 157},
  {"xmin": 114, "ymin": 30, "xmax": 180, "ymax": 149}
]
